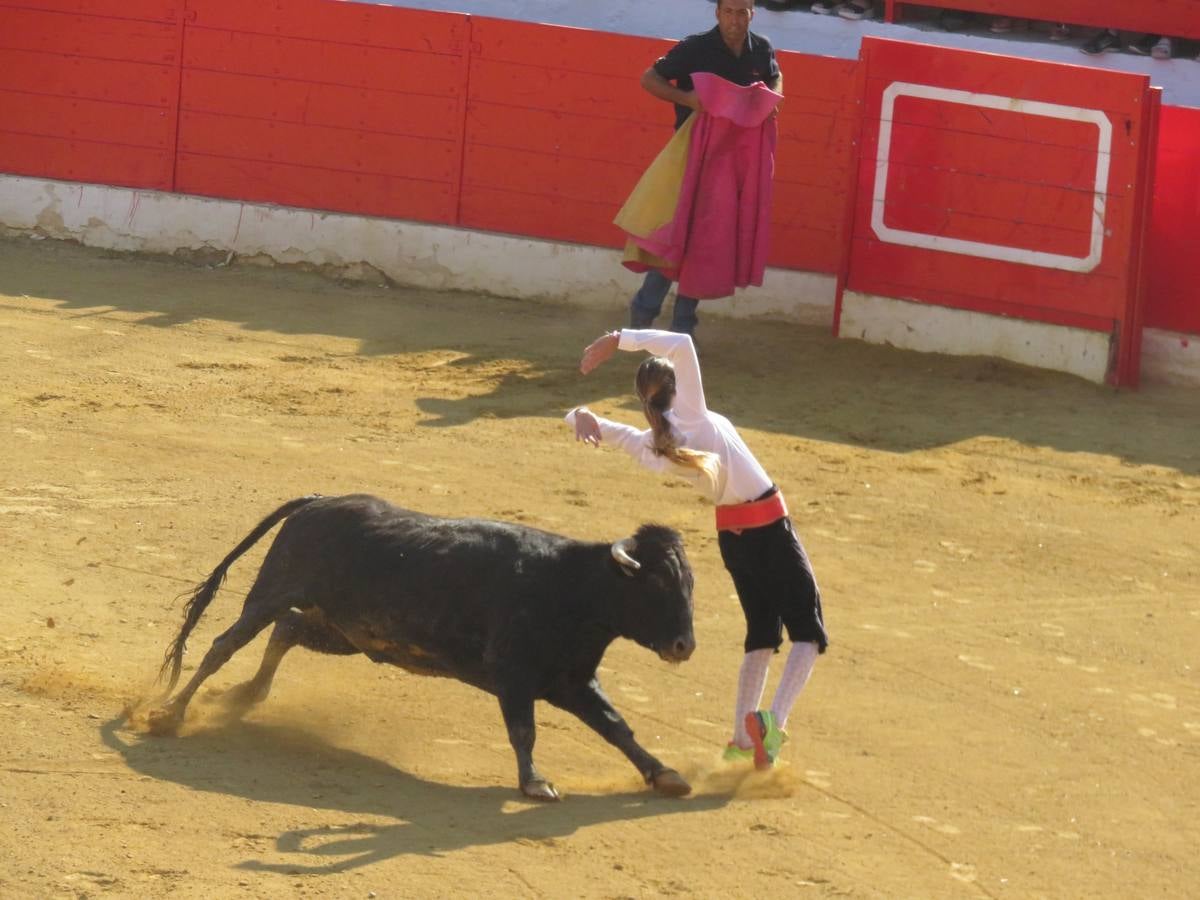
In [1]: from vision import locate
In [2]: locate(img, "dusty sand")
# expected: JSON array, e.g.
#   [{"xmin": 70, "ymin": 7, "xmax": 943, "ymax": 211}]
[{"xmin": 0, "ymin": 235, "xmax": 1197, "ymax": 899}]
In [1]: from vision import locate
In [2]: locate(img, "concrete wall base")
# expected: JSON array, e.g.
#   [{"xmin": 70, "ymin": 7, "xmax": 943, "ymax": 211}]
[
  {"xmin": 839, "ymin": 290, "xmax": 1114, "ymax": 384},
  {"xmin": 0, "ymin": 175, "xmax": 836, "ymax": 328},
  {"xmin": 1141, "ymin": 328, "xmax": 1200, "ymax": 387}
]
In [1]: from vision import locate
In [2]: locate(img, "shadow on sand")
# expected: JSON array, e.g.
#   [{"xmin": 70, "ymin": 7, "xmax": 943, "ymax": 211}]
[
  {"xmin": 99, "ymin": 714, "xmax": 730, "ymax": 874},
  {"xmin": 4, "ymin": 236, "xmax": 1196, "ymax": 474}
]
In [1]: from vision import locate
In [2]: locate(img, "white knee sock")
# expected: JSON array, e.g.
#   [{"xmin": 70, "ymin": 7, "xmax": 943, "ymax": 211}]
[
  {"xmin": 732, "ymin": 648, "xmax": 772, "ymax": 747},
  {"xmin": 770, "ymin": 641, "xmax": 819, "ymax": 731}
]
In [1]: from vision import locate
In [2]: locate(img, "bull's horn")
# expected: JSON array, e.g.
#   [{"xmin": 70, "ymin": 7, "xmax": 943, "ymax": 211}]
[{"xmin": 611, "ymin": 537, "xmax": 641, "ymax": 574}]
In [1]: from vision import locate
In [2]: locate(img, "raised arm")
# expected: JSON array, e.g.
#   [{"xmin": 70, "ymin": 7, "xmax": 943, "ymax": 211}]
[
  {"xmin": 613, "ymin": 329, "xmax": 707, "ymax": 423},
  {"xmin": 579, "ymin": 328, "xmax": 707, "ymax": 423}
]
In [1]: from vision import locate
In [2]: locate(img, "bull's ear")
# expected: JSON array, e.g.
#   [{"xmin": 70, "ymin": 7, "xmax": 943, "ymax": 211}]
[{"xmin": 611, "ymin": 537, "xmax": 641, "ymax": 576}]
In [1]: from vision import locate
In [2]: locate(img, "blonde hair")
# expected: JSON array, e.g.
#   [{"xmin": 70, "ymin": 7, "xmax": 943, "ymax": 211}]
[{"xmin": 636, "ymin": 356, "xmax": 721, "ymax": 492}]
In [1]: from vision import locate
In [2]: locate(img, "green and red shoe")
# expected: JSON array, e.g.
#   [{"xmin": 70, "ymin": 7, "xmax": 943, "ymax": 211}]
[{"xmin": 744, "ymin": 710, "xmax": 787, "ymax": 770}]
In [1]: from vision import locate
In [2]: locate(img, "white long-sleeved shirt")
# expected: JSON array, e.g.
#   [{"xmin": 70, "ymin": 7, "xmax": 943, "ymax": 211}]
[{"xmin": 565, "ymin": 329, "xmax": 773, "ymax": 506}]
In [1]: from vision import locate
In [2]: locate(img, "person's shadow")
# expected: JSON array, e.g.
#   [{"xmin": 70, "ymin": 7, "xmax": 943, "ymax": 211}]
[{"xmin": 100, "ymin": 715, "xmax": 730, "ymax": 874}]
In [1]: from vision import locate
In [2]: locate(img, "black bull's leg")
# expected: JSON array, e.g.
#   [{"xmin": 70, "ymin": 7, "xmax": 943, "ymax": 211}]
[
  {"xmin": 221, "ymin": 609, "xmax": 360, "ymax": 711},
  {"xmin": 498, "ymin": 688, "xmax": 559, "ymax": 801},
  {"xmin": 547, "ymin": 678, "xmax": 691, "ymax": 797}
]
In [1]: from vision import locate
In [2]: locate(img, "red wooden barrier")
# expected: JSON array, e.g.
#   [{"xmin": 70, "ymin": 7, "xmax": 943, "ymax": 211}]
[
  {"xmin": 0, "ymin": 0, "xmax": 1194, "ymax": 351},
  {"xmin": 458, "ymin": 18, "xmax": 857, "ymax": 273},
  {"xmin": 0, "ymin": 0, "xmax": 181, "ymax": 190},
  {"xmin": 1146, "ymin": 104, "xmax": 1200, "ymax": 335},
  {"xmin": 458, "ymin": 17, "xmax": 668, "ymax": 249},
  {"xmin": 175, "ymin": 0, "xmax": 468, "ymax": 224},
  {"xmin": 768, "ymin": 52, "xmax": 859, "ymax": 274},
  {"xmin": 886, "ymin": 0, "xmax": 1200, "ymax": 40},
  {"xmin": 838, "ymin": 38, "xmax": 1159, "ymax": 385}
]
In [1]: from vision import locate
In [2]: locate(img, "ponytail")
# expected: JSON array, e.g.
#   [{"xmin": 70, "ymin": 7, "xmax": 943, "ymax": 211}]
[{"xmin": 637, "ymin": 357, "xmax": 721, "ymax": 492}]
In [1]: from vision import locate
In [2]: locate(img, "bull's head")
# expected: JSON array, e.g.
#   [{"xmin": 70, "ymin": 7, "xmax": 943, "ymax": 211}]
[{"xmin": 610, "ymin": 525, "xmax": 696, "ymax": 663}]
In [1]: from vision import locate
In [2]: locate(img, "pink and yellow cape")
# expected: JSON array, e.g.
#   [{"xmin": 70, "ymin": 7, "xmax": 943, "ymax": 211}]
[{"xmin": 614, "ymin": 72, "xmax": 782, "ymax": 300}]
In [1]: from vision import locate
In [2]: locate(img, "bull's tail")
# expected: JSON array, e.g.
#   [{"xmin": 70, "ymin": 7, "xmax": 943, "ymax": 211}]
[{"xmin": 157, "ymin": 494, "xmax": 323, "ymax": 692}]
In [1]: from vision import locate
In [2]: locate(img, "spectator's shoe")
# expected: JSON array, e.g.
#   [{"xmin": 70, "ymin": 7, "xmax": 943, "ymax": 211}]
[
  {"xmin": 836, "ymin": 0, "xmax": 875, "ymax": 21},
  {"xmin": 1151, "ymin": 36, "xmax": 1174, "ymax": 60},
  {"xmin": 1049, "ymin": 23, "xmax": 1071, "ymax": 42},
  {"xmin": 1081, "ymin": 30, "xmax": 1121, "ymax": 55},
  {"xmin": 744, "ymin": 710, "xmax": 788, "ymax": 770},
  {"xmin": 722, "ymin": 742, "xmax": 755, "ymax": 763},
  {"xmin": 938, "ymin": 10, "xmax": 972, "ymax": 31},
  {"xmin": 1129, "ymin": 34, "xmax": 1158, "ymax": 55},
  {"xmin": 810, "ymin": 0, "xmax": 838, "ymax": 14},
  {"xmin": 989, "ymin": 16, "xmax": 1014, "ymax": 33}
]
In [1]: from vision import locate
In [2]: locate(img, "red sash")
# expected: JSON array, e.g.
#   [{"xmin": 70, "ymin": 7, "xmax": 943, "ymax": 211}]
[{"xmin": 715, "ymin": 490, "xmax": 787, "ymax": 534}]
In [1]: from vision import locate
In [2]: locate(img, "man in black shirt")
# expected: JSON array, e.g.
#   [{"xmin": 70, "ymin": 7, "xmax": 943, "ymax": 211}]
[{"xmin": 628, "ymin": 0, "xmax": 783, "ymax": 336}]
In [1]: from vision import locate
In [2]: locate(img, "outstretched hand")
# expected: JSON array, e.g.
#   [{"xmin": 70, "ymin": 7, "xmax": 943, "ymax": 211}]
[
  {"xmin": 580, "ymin": 331, "xmax": 620, "ymax": 375},
  {"xmin": 572, "ymin": 407, "xmax": 602, "ymax": 447}
]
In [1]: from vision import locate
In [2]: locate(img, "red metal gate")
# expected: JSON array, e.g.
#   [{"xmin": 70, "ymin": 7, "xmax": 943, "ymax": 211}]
[{"xmin": 836, "ymin": 37, "xmax": 1161, "ymax": 386}]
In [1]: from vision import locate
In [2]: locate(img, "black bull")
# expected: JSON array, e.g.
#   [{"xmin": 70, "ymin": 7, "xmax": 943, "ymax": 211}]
[{"xmin": 147, "ymin": 494, "xmax": 697, "ymax": 800}]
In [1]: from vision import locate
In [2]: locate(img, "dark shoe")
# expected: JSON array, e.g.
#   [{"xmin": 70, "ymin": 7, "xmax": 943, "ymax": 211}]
[
  {"xmin": 1128, "ymin": 34, "xmax": 1158, "ymax": 56},
  {"xmin": 837, "ymin": 1, "xmax": 875, "ymax": 21},
  {"xmin": 1049, "ymin": 22, "xmax": 1071, "ymax": 42},
  {"xmin": 938, "ymin": 10, "xmax": 972, "ymax": 31},
  {"xmin": 1081, "ymin": 29, "xmax": 1120, "ymax": 55}
]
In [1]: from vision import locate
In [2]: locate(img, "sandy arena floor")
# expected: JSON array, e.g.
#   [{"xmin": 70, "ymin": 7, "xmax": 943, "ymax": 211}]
[{"xmin": 0, "ymin": 235, "xmax": 1197, "ymax": 899}]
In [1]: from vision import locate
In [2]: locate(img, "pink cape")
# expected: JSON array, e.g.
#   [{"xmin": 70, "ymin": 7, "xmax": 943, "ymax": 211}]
[{"xmin": 615, "ymin": 72, "xmax": 781, "ymax": 300}]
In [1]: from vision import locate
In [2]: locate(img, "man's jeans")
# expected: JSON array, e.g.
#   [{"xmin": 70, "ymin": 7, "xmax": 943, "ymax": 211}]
[{"xmin": 628, "ymin": 270, "xmax": 699, "ymax": 335}]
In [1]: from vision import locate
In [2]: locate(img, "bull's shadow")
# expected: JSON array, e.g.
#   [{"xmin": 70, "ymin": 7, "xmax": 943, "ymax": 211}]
[{"xmin": 99, "ymin": 715, "xmax": 729, "ymax": 874}]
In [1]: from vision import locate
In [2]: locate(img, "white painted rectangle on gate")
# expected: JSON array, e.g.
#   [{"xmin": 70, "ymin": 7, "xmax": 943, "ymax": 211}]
[{"xmin": 871, "ymin": 81, "xmax": 1112, "ymax": 273}]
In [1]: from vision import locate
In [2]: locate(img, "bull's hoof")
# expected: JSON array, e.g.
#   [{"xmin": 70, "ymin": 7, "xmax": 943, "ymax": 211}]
[
  {"xmin": 520, "ymin": 778, "xmax": 560, "ymax": 802},
  {"xmin": 651, "ymin": 768, "xmax": 692, "ymax": 798},
  {"xmin": 144, "ymin": 705, "xmax": 183, "ymax": 736}
]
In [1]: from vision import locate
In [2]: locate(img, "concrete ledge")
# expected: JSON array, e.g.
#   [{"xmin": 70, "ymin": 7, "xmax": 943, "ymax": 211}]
[
  {"xmin": 0, "ymin": 174, "xmax": 836, "ymax": 327},
  {"xmin": 1141, "ymin": 328, "xmax": 1200, "ymax": 387},
  {"xmin": 839, "ymin": 290, "xmax": 1114, "ymax": 383}
]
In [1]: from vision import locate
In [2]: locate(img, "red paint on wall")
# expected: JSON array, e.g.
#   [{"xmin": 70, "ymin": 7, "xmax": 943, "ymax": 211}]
[
  {"xmin": 1145, "ymin": 104, "xmax": 1200, "ymax": 335},
  {"xmin": 172, "ymin": 0, "xmax": 468, "ymax": 223},
  {"xmin": 878, "ymin": 96, "xmax": 1101, "ymax": 260},
  {"xmin": 0, "ymin": 0, "xmax": 179, "ymax": 189},
  {"xmin": 844, "ymin": 38, "xmax": 1154, "ymax": 364}
]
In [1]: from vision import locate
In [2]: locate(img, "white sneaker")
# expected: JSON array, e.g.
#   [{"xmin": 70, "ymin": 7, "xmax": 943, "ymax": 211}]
[{"xmin": 1151, "ymin": 36, "xmax": 1173, "ymax": 60}]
